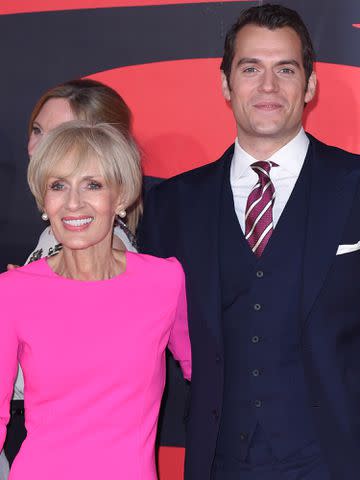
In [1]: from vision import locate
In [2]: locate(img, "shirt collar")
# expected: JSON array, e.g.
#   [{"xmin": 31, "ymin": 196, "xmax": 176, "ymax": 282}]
[{"xmin": 231, "ymin": 128, "xmax": 309, "ymax": 180}]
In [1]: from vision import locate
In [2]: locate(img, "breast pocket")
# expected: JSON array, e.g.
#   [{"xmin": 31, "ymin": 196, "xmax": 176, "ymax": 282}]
[{"xmin": 336, "ymin": 243, "xmax": 360, "ymax": 256}]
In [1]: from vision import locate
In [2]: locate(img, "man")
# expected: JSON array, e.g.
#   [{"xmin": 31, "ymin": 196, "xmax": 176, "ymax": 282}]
[{"xmin": 140, "ymin": 4, "xmax": 360, "ymax": 479}]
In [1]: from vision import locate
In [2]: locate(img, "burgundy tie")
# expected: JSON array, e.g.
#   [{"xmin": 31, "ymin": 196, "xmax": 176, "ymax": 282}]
[{"xmin": 245, "ymin": 161, "xmax": 276, "ymax": 257}]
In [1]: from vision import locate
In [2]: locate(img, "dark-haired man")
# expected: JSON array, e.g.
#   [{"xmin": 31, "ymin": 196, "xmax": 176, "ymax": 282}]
[{"xmin": 140, "ymin": 4, "xmax": 360, "ymax": 479}]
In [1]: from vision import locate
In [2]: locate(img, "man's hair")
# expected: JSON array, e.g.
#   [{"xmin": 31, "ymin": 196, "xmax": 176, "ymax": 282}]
[{"xmin": 221, "ymin": 3, "xmax": 315, "ymax": 86}]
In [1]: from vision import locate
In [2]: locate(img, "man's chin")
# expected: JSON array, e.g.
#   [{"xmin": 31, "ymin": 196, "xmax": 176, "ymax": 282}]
[{"xmin": 250, "ymin": 124, "xmax": 286, "ymax": 138}]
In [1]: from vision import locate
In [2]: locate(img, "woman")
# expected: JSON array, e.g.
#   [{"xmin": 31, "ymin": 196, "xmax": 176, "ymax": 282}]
[
  {"xmin": 26, "ymin": 78, "xmax": 140, "ymax": 260},
  {"xmin": 3, "ymin": 79, "xmax": 140, "ymax": 471},
  {"xmin": 0, "ymin": 452, "xmax": 8, "ymax": 480},
  {"xmin": 0, "ymin": 121, "xmax": 191, "ymax": 479}
]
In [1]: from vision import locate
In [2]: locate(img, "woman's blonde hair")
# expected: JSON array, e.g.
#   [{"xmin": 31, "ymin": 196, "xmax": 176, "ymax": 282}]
[
  {"xmin": 28, "ymin": 121, "xmax": 142, "ymax": 233},
  {"xmin": 29, "ymin": 79, "xmax": 142, "ymax": 232}
]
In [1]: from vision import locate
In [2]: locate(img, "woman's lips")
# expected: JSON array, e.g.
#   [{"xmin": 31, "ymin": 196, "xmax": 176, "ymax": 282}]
[{"xmin": 62, "ymin": 216, "xmax": 94, "ymax": 231}]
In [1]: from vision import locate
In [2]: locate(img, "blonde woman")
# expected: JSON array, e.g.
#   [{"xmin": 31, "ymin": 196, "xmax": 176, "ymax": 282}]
[
  {"xmin": 0, "ymin": 122, "xmax": 191, "ymax": 479},
  {"xmin": 4, "ymin": 79, "xmax": 140, "ymax": 470}
]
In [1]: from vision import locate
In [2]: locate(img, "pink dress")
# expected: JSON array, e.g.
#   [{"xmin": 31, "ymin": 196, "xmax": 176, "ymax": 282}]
[{"xmin": 0, "ymin": 253, "xmax": 191, "ymax": 480}]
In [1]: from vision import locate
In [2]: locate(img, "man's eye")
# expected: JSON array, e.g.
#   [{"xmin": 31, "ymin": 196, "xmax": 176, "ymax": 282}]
[
  {"xmin": 49, "ymin": 182, "xmax": 64, "ymax": 191},
  {"xmin": 88, "ymin": 181, "xmax": 102, "ymax": 190},
  {"xmin": 280, "ymin": 68, "xmax": 295, "ymax": 74},
  {"xmin": 243, "ymin": 67, "xmax": 258, "ymax": 73}
]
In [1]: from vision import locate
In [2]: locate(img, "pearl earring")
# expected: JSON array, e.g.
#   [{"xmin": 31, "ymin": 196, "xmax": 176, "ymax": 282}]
[
  {"xmin": 41, "ymin": 212, "xmax": 48, "ymax": 221},
  {"xmin": 117, "ymin": 209, "xmax": 126, "ymax": 219}
]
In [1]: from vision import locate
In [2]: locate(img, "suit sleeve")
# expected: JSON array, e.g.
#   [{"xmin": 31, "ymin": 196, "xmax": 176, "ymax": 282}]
[
  {"xmin": 0, "ymin": 284, "xmax": 19, "ymax": 450},
  {"xmin": 167, "ymin": 263, "xmax": 192, "ymax": 381}
]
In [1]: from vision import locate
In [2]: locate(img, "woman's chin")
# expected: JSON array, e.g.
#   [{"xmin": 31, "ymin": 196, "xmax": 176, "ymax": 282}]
[{"xmin": 60, "ymin": 238, "xmax": 102, "ymax": 252}]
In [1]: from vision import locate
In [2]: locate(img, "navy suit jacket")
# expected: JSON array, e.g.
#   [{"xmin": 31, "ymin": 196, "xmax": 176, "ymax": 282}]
[{"xmin": 139, "ymin": 135, "xmax": 360, "ymax": 480}]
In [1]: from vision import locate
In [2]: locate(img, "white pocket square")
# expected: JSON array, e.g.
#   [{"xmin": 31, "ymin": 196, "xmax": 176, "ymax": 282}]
[{"xmin": 336, "ymin": 241, "xmax": 360, "ymax": 255}]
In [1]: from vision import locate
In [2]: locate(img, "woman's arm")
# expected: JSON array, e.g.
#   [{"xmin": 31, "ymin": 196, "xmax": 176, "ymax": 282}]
[
  {"xmin": 0, "ymin": 291, "xmax": 19, "ymax": 449},
  {"xmin": 167, "ymin": 264, "xmax": 192, "ymax": 381}
]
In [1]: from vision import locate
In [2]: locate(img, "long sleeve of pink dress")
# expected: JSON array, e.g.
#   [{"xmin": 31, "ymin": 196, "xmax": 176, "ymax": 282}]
[{"xmin": 0, "ymin": 252, "xmax": 191, "ymax": 480}]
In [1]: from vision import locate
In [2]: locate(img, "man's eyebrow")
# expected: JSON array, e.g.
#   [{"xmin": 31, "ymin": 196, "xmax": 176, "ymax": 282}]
[
  {"xmin": 236, "ymin": 58, "xmax": 261, "ymax": 66},
  {"xmin": 275, "ymin": 59, "xmax": 301, "ymax": 68},
  {"xmin": 235, "ymin": 58, "xmax": 301, "ymax": 68}
]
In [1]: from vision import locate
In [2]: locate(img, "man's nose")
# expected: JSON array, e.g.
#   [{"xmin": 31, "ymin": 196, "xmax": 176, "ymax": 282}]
[{"xmin": 258, "ymin": 70, "xmax": 279, "ymax": 93}]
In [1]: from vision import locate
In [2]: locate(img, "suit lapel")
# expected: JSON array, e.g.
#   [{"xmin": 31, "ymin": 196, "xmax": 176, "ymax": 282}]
[
  {"xmin": 183, "ymin": 146, "xmax": 234, "ymax": 348},
  {"xmin": 302, "ymin": 138, "xmax": 360, "ymax": 323}
]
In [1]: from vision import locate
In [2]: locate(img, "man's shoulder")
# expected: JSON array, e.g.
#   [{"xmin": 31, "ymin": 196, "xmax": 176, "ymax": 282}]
[
  {"xmin": 149, "ymin": 144, "xmax": 235, "ymax": 198},
  {"xmin": 308, "ymin": 133, "xmax": 360, "ymax": 169}
]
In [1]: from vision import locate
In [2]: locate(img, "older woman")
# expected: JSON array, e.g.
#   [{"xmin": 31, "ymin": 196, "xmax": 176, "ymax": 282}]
[{"xmin": 0, "ymin": 122, "xmax": 191, "ymax": 480}]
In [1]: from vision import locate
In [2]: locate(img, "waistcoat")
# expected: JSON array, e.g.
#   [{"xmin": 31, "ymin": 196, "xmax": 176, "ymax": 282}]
[{"xmin": 216, "ymin": 151, "xmax": 320, "ymax": 462}]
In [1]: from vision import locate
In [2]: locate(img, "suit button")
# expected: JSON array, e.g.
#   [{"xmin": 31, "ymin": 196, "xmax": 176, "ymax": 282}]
[
  {"xmin": 216, "ymin": 354, "xmax": 222, "ymax": 364},
  {"xmin": 254, "ymin": 400, "xmax": 262, "ymax": 408},
  {"xmin": 212, "ymin": 409, "xmax": 219, "ymax": 420},
  {"xmin": 254, "ymin": 303, "xmax": 261, "ymax": 311},
  {"xmin": 240, "ymin": 432, "xmax": 248, "ymax": 441},
  {"xmin": 256, "ymin": 270, "xmax": 264, "ymax": 278},
  {"xmin": 251, "ymin": 335, "xmax": 260, "ymax": 343},
  {"xmin": 252, "ymin": 369, "xmax": 260, "ymax": 377}
]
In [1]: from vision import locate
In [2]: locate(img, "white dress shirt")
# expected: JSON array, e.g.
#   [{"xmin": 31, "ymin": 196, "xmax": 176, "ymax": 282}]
[{"xmin": 230, "ymin": 128, "xmax": 309, "ymax": 233}]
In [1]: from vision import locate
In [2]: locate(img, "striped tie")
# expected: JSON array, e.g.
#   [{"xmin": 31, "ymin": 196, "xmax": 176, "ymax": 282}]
[{"xmin": 245, "ymin": 161, "xmax": 276, "ymax": 257}]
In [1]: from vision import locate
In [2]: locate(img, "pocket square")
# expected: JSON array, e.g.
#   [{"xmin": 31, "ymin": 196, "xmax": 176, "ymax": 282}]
[{"xmin": 336, "ymin": 241, "xmax": 360, "ymax": 255}]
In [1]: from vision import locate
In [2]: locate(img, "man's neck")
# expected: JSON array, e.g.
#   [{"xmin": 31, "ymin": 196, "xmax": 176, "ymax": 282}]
[{"xmin": 237, "ymin": 129, "xmax": 302, "ymax": 160}]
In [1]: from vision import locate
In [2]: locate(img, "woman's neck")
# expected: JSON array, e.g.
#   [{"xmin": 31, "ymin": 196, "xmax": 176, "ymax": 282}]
[{"xmin": 48, "ymin": 244, "xmax": 126, "ymax": 281}]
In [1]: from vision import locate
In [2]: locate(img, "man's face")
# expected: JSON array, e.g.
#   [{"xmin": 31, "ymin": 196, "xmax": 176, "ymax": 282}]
[{"xmin": 222, "ymin": 25, "xmax": 316, "ymax": 145}]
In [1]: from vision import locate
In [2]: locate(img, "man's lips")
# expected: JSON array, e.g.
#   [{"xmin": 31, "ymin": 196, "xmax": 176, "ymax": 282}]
[
  {"xmin": 253, "ymin": 102, "xmax": 283, "ymax": 111},
  {"xmin": 61, "ymin": 216, "xmax": 94, "ymax": 231}
]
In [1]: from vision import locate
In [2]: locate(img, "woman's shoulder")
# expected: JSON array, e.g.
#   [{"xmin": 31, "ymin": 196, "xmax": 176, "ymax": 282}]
[
  {"xmin": 0, "ymin": 258, "xmax": 48, "ymax": 285},
  {"xmin": 127, "ymin": 252, "xmax": 184, "ymax": 278}
]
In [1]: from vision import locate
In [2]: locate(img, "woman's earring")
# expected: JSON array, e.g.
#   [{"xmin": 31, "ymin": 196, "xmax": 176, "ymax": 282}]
[
  {"xmin": 41, "ymin": 212, "xmax": 48, "ymax": 221},
  {"xmin": 117, "ymin": 209, "xmax": 126, "ymax": 219}
]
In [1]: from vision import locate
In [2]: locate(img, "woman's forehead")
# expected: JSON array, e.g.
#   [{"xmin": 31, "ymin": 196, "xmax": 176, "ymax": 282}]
[{"xmin": 48, "ymin": 151, "xmax": 104, "ymax": 179}]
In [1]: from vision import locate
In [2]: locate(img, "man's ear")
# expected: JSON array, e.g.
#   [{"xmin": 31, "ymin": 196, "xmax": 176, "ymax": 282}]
[
  {"xmin": 221, "ymin": 71, "xmax": 231, "ymax": 101},
  {"xmin": 305, "ymin": 71, "xmax": 317, "ymax": 104}
]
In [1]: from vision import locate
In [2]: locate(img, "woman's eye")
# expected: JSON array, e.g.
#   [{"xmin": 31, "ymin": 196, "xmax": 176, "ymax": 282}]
[
  {"xmin": 88, "ymin": 181, "xmax": 102, "ymax": 190},
  {"xmin": 49, "ymin": 182, "xmax": 64, "ymax": 191},
  {"xmin": 31, "ymin": 126, "xmax": 42, "ymax": 135}
]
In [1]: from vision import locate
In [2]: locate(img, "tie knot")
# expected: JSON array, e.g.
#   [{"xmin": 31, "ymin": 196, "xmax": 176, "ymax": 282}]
[{"xmin": 251, "ymin": 161, "xmax": 276, "ymax": 178}]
